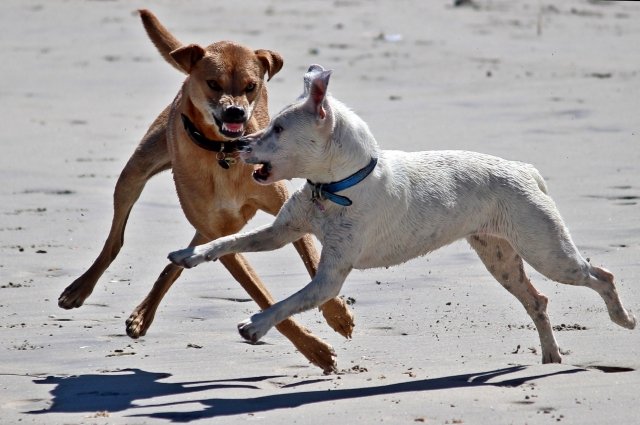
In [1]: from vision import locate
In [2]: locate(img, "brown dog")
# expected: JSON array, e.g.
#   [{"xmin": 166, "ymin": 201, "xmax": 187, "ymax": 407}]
[{"xmin": 57, "ymin": 9, "xmax": 353, "ymax": 372}]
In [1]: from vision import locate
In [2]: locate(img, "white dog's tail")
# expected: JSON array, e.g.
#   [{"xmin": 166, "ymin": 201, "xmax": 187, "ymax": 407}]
[{"xmin": 526, "ymin": 164, "xmax": 549, "ymax": 194}]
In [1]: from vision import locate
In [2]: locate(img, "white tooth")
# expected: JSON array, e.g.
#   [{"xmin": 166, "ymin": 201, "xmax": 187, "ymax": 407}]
[{"xmin": 222, "ymin": 123, "xmax": 243, "ymax": 133}]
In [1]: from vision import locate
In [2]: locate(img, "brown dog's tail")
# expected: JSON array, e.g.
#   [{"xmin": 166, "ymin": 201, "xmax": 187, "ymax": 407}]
[{"xmin": 138, "ymin": 9, "xmax": 186, "ymax": 74}]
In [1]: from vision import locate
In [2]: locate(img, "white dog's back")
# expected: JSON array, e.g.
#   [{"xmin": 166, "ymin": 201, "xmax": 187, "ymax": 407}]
[{"xmin": 324, "ymin": 150, "xmax": 548, "ymax": 269}]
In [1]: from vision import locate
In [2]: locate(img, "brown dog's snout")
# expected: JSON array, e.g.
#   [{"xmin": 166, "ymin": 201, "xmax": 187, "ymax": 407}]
[{"xmin": 222, "ymin": 106, "xmax": 247, "ymax": 123}]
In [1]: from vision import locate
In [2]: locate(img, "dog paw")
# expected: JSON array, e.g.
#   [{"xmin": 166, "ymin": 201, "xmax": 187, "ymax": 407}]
[
  {"xmin": 58, "ymin": 279, "xmax": 91, "ymax": 309},
  {"xmin": 612, "ymin": 309, "xmax": 637, "ymax": 330},
  {"xmin": 237, "ymin": 314, "xmax": 270, "ymax": 343},
  {"xmin": 168, "ymin": 245, "xmax": 216, "ymax": 268},
  {"xmin": 320, "ymin": 297, "xmax": 355, "ymax": 339},
  {"xmin": 541, "ymin": 349, "xmax": 562, "ymax": 364},
  {"xmin": 126, "ymin": 309, "xmax": 153, "ymax": 339}
]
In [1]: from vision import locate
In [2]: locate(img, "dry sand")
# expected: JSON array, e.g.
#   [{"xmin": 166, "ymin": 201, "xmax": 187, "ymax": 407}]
[{"xmin": 1, "ymin": 0, "xmax": 639, "ymax": 423}]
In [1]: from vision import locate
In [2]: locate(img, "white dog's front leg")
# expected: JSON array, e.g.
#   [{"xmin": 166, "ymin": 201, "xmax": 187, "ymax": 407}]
[
  {"xmin": 238, "ymin": 256, "xmax": 353, "ymax": 343},
  {"xmin": 168, "ymin": 221, "xmax": 303, "ymax": 269},
  {"xmin": 167, "ymin": 239, "xmax": 227, "ymax": 269}
]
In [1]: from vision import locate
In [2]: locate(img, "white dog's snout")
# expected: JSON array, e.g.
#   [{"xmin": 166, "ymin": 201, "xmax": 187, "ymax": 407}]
[{"xmin": 236, "ymin": 140, "xmax": 252, "ymax": 153}]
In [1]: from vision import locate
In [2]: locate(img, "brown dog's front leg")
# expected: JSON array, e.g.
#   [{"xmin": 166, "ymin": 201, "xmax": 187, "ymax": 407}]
[
  {"xmin": 58, "ymin": 180, "xmax": 138, "ymax": 309},
  {"xmin": 126, "ymin": 262, "xmax": 185, "ymax": 338},
  {"xmin": 220, "ymin": 253, "xmax": 337, "ymax": 373},
  {"xmin": 126, "ymin": 231, "xmax": 207, "ymax": 338},
  {"xmin": 293, "ymin": 235, "xmax": 355, "ymax": 339},
  {"xmin": 59, "ymin": 125, "xmax": 171, "ymax": 309}
]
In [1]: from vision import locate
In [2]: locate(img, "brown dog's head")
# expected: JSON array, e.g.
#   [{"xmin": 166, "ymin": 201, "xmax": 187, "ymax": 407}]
[{"xmin": 170, "ymin": 41, "xmax": 283, "ymax": 140}]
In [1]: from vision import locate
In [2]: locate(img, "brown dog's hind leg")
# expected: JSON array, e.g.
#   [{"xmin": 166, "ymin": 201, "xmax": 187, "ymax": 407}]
[
  {"xmin": 467, "ymin": 235, "xmax": 562, "ymax": 363},
  {"xmin": 293, "ymin": 235, "xmax": 355, "ymax": 339},
  {"xmin": 59, "ymin": 114, "xmax": 171, "ymax": 309},
  {"xmin": 220, "ymin": 253, "xmax": 337, "ymax": 373},
  {"xmin": 319, "ymin": 297, "xmax": 354, "ymax": 339}
]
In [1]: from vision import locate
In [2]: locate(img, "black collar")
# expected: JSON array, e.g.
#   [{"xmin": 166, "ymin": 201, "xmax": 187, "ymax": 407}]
[{"xmin": 181, "ymin": 114, "xmax": 248, "ymax": 169}]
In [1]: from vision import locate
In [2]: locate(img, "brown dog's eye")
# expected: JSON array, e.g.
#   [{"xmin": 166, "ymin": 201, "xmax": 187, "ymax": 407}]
[
  {"xmin": 207, "ymin": 80, "xmax": 222, "ymax": 91},
  {"xmin": 245, "ymin": 83, "xmax": 256, "ymax": 93}
]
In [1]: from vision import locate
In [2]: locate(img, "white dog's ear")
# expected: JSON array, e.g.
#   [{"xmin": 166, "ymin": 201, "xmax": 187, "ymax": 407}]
[
  {"xmin": 304, "ymin": 70, "xmax": 332, "ymax": 120},
  {"xmin": 300, "ymin": 64, "xmax": 326, "ymax": 98}
]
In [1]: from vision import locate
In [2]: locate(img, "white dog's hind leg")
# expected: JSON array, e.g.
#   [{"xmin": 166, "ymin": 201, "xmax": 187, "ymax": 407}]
[
  {"xmin": 544, "ymin": 261, "xmax": 637, "ymax": 330},
  {"xmin": 468, "ymin": 235, "xmax": 562, "ymax": 363},
  {"xmin": 586, "ymin": 266, "xmax": 636, "ymax": 329},
  {"xmin": 506, "ymin": 200, "xmax": 636, "ymax": 331},
  {"xmin": 534, "ymin": 261, "xmax": 636, "ymax": 330}
]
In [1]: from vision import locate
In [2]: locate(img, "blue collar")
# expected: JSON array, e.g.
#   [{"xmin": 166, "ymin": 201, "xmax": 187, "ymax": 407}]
[{"xmin": 307, "ymin": 157, "xmax": 378, "ymax": 207}]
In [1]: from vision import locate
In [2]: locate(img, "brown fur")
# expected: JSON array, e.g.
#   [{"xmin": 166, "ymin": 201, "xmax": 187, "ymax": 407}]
[{"xmin": 58, "ymin": 9, "xmax": 354, "ymax": 372}]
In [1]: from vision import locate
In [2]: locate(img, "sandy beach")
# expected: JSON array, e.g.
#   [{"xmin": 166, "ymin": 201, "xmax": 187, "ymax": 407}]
[{"xmin": 1, "ymin": 0, "xmax": 639, "ymax": 423}]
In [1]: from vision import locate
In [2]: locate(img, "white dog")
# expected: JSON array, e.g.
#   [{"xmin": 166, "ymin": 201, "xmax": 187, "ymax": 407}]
[{"xmin": 169, "ymin": 65, "xmax": 636, "ymax": 364}]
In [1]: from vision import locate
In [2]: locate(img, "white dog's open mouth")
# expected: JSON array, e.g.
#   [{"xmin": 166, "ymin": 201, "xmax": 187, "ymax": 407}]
[{"xmin": 252, "ymin": 162, "xmax": 272, "ymax": 182}]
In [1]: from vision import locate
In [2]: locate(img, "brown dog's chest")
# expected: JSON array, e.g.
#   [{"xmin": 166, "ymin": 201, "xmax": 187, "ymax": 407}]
[{"xmin": 171, "ymin": 150, "xmax": 259, "ymax": 236}]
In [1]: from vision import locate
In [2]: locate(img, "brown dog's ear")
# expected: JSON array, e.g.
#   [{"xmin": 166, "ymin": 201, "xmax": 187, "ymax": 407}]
[
  {"xmin": 254, "ymin": 50, "xmax": 284, "ymax": 81},
  {"xmin": 170, "ymin": 44, "xmax": 206, "ymax": 74}
]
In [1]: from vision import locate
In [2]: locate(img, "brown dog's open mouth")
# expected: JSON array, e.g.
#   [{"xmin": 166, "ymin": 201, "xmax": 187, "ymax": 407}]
[
  {"xmin": 214, "ymin": 116, "xmax": 245, "ymax": 138},
  {"xmin": 253, "ymin": 162, "xmax": 272, "ymax": 182}
]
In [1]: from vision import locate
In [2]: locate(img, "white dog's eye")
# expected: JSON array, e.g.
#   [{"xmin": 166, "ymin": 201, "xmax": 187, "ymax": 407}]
[{"xmin": 273, "ymin": 124, "xmax": 283, "ymax": 134}]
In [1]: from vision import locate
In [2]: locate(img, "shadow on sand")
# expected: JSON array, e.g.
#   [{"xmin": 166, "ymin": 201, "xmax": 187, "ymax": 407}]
[{"xmin": 27, "ymin": 365, "xmax": 584, "ymax": 421}]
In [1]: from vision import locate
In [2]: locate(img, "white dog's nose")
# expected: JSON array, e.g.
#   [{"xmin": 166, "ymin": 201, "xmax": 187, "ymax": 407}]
[{"xmin": 235, "ymin": 136, "xmax": 252, "ymax": 153}]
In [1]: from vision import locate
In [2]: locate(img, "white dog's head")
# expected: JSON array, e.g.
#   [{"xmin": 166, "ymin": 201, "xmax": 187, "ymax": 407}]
[
  {"xmin": 238, "ymin": 65, "xmax": 336, "ymax": 185},
  {"xmin": 239, "ymin": 65, "xmax": 379, "ymax": 185}
]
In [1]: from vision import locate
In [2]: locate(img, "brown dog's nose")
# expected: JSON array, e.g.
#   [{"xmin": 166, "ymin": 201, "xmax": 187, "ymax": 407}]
[{"xmin": 222, "ymin": 106, "xmax": 246, "ymax": 122}]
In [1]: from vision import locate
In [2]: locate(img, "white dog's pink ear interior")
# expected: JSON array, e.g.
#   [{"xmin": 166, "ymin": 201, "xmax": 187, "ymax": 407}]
[{"xmin": 304, "ymin": 70, "xmax": 332, "ymax": 120}]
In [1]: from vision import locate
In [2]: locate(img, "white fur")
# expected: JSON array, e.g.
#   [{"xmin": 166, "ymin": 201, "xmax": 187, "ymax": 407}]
[{"xmin": 169, "ymin": 66, "xmax": 635, "ymax": 364}]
